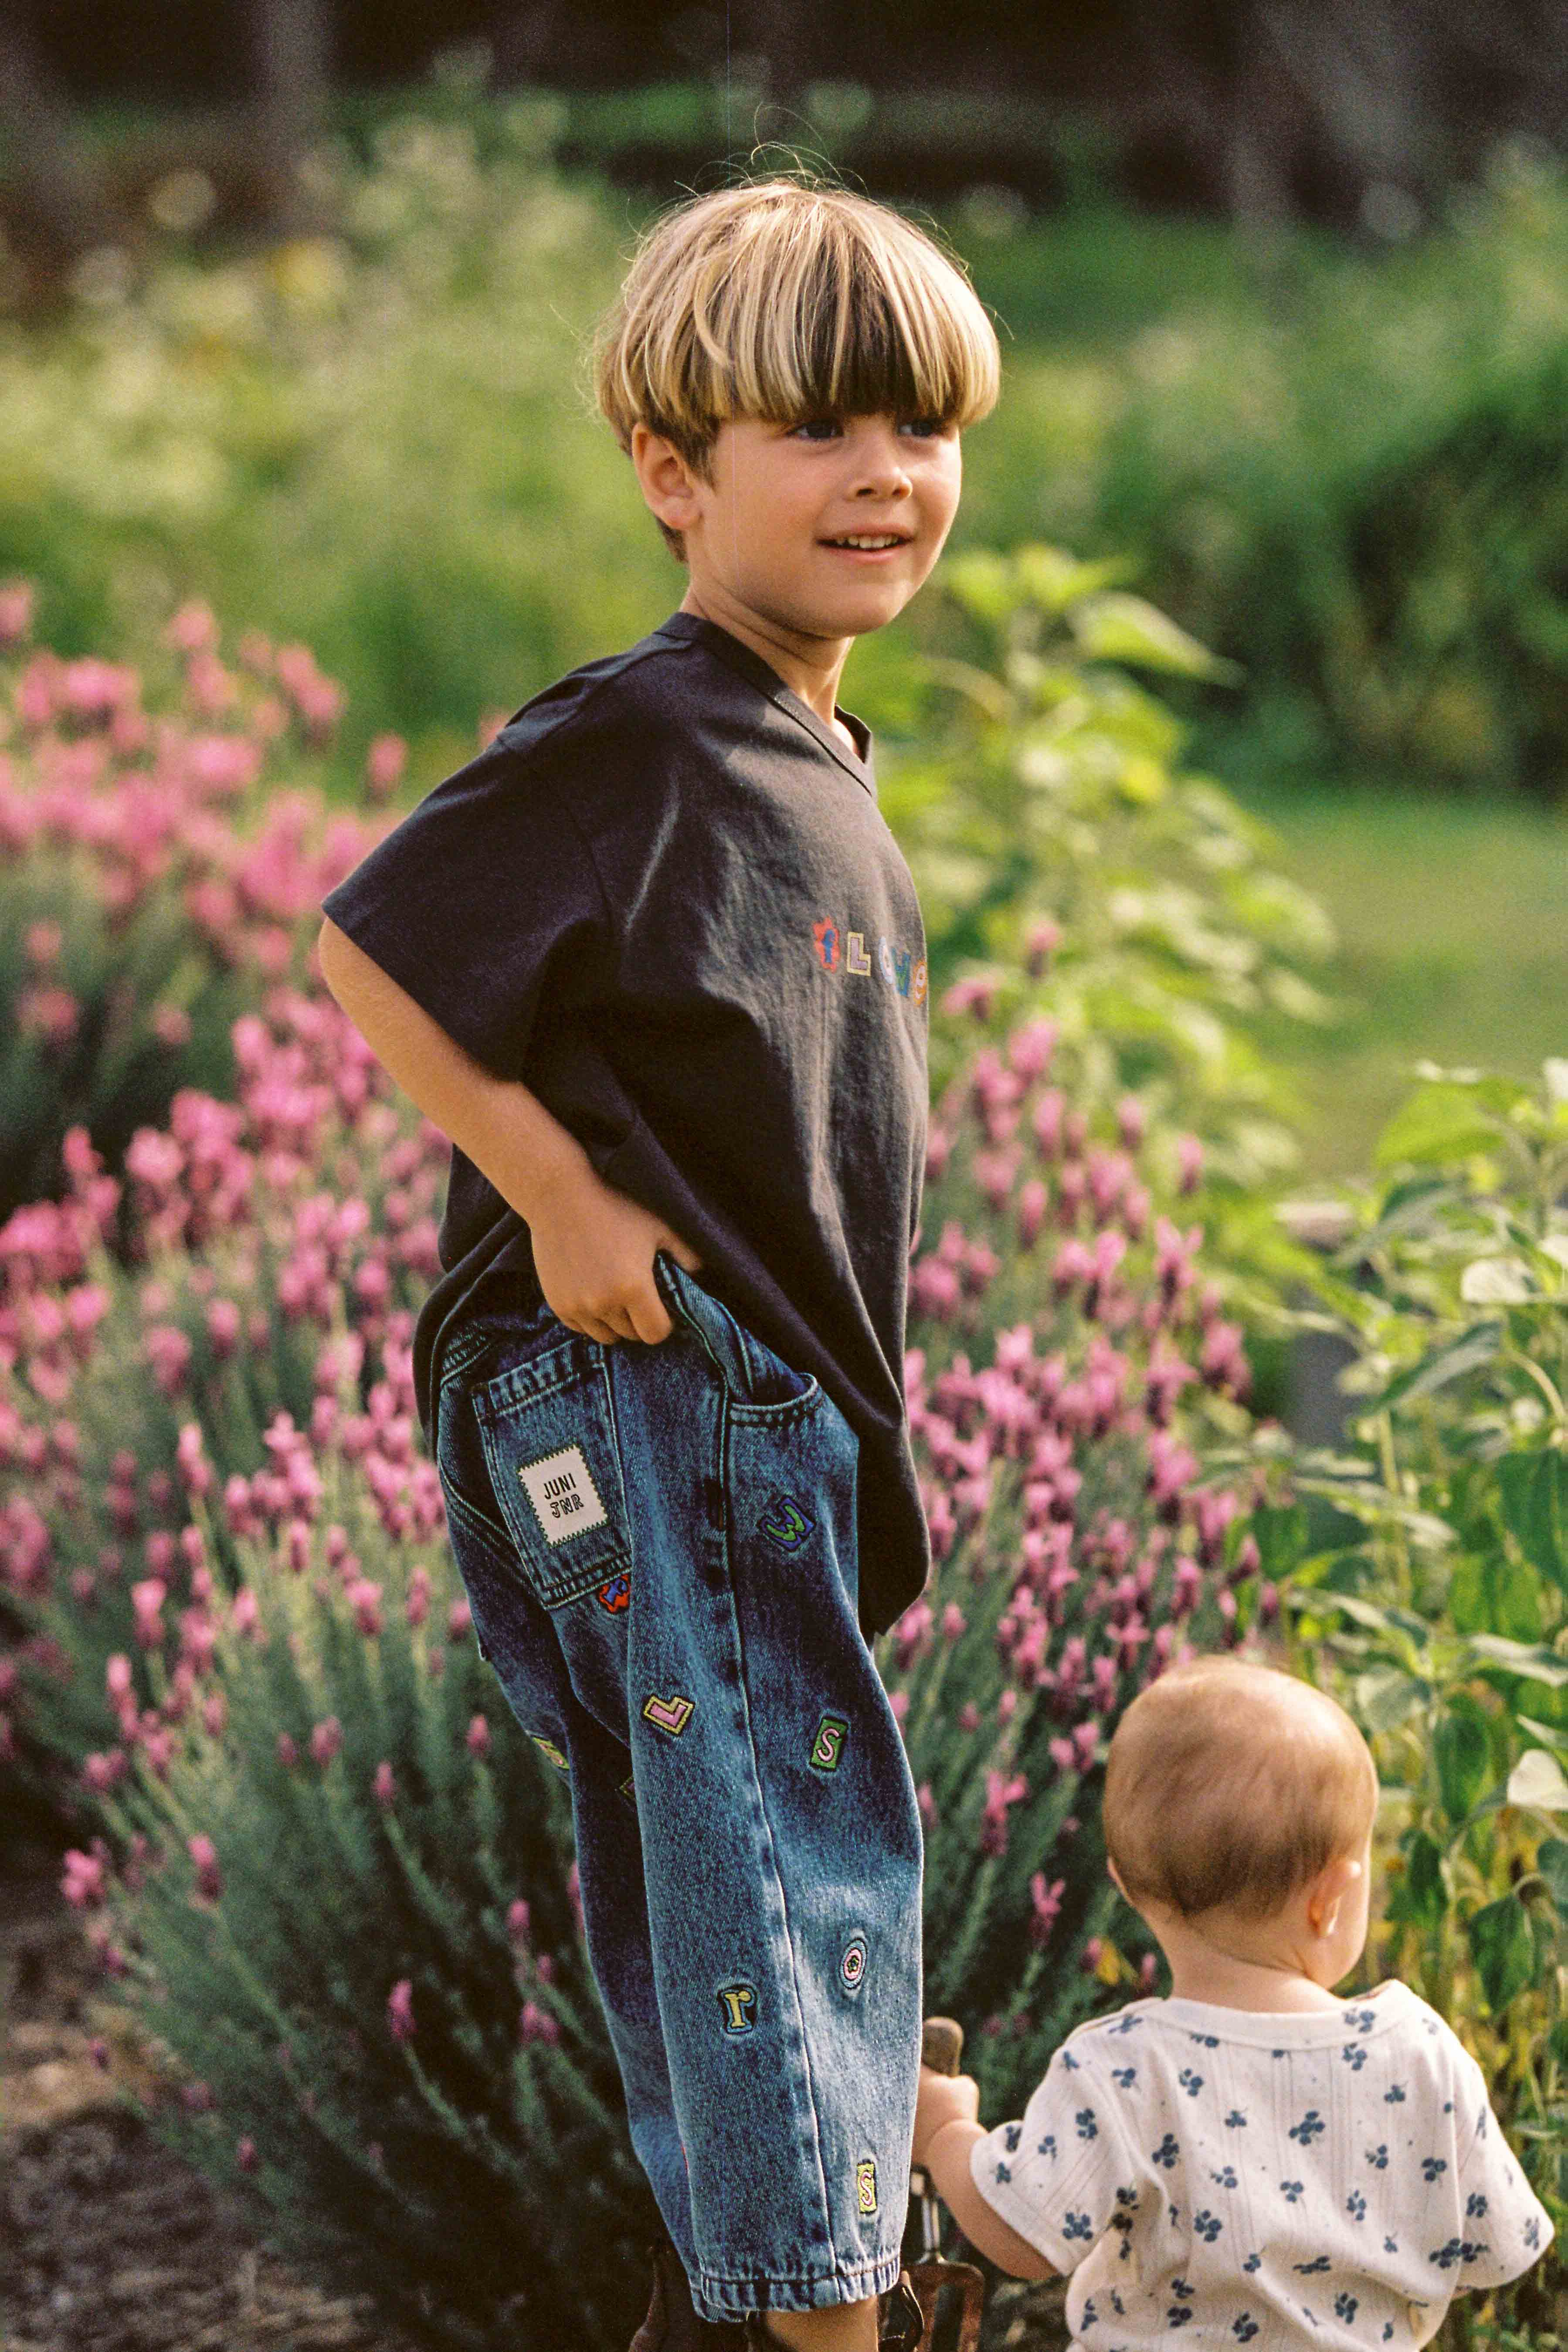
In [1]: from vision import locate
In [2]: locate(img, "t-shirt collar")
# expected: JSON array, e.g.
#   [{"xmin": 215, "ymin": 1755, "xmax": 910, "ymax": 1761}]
[{"xmin": 653, "ymin": 610, "xmax": 877, "ymax": 798}]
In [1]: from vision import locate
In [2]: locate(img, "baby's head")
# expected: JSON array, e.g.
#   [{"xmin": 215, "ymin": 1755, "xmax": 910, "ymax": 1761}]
[
  {"xmin": 591, "ymin": 173, "xmax": 999, "ymax": 566},
  {"xmin": 1103, "ymin": 1657, "xmax": 1379, "ymax": 1989}
]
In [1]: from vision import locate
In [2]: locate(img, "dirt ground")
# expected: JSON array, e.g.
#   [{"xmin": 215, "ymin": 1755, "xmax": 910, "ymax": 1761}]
[
  {"xmin": 0, "ymin": 1834, "xmax": 431, "ymax": 2352},
  {"xmin": 0, "ymin": 1832, "xmax": 1066, "ymax": 2352}
]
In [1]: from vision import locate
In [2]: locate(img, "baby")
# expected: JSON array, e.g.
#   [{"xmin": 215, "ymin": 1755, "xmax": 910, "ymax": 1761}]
[{"xmin": 914, "ymin": 1656, "xmax": 1552, "ymax": 2348}]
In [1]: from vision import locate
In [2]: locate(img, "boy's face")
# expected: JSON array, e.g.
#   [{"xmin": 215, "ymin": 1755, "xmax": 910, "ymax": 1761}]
[{"xmin": 635, "ymin": 410, "xmax": 963, "ymax": 648}]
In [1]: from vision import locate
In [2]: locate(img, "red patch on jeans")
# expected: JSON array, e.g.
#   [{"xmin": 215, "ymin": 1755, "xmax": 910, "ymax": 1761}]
[{"xmin": 597, "ymin": 1573, "xmax": 631, "ymax": 1614}]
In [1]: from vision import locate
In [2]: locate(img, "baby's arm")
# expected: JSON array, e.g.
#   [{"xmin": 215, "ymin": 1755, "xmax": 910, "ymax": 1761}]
[{"xmin": 915, "ymin": 2068, "xmax": 1059, "ymax": 2281}]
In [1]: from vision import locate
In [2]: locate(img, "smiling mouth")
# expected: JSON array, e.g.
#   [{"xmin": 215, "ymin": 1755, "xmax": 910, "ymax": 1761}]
[{"xmin": 820, "ymin": 533, "xmax": 912, "ymax": 550}]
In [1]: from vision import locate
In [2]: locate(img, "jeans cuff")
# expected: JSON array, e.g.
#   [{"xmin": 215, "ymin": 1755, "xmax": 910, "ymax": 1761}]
[{"xmin": 692, "ymin": 2247, "xmax": 905, "ymax": 2321}]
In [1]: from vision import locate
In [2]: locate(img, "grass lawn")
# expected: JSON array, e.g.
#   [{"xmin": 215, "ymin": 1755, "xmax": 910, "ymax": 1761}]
[{"xmin": 1230, "ymin": 777, "xmax": 1568, "ymax": 1179}]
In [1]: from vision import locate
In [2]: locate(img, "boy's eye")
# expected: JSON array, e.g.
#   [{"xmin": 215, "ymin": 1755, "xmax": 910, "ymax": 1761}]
[
  {"xmin": 899, "ymin": 417, "xmax": 948, "ymax": 437},
  {"xmin": 791, "ymin": 417, "xmax": 842, "ymax": 441}
]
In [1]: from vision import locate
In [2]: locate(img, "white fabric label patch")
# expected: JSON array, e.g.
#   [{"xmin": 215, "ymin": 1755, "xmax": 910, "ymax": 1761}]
[{"xmin": 516, "ymin": 1444, "xmax": 608, "ymax": 1545}]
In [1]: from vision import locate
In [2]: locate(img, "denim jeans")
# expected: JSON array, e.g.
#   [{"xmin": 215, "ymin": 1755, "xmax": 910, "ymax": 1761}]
[{"xmin": 432, "ymin": 1246, "xmax": 923, "ymax": 2321}]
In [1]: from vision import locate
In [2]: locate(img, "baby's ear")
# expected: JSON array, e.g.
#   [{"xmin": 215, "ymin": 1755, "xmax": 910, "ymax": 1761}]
[{"xmin": 1305, "ymin": 1850, "xmax": 1360, "ymax": 1937}]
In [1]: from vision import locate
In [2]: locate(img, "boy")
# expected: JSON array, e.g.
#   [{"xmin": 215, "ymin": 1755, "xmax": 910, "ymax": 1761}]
[
  {"xmin": 316, "ymin": 177, "xmax": 1000, "ymax": 2351},
  {"xmin": 914, "ymin": 1657, "xmax": 1553, "ymax": 2348}
]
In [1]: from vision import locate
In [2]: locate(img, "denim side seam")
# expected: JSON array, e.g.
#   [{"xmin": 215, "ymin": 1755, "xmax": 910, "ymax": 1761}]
[{"xmin": 712, "ymin": 1433, "xmax": 841, "ymax": 2289}]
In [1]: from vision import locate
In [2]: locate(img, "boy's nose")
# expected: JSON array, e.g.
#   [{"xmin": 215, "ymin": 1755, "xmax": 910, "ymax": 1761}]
[{"xmin": 849, "ymin": 423, "xmax": 914, "ymax": 496}]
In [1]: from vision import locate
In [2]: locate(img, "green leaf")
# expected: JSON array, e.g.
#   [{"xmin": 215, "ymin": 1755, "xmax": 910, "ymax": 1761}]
[
  {"xmin": 1375, "ymin": 1322, "xmax": 1503, "ymax": 1412},
  {"xmin": 1466, "ymin": 1893, "xmax": 1535, "ymax": 2014},
  {"xmin": 1449, "ymin": 1548, "xmax": 1546, "ymax": 1643},
  {"xmin": 1374, "ymin": 1085, "xmax": 1507, "ymax": 1171},
  {"xmin": 1435, "ymin": 1706, "xmax": 1493, "ymax": 1825},
  {"xmin": 1508, "ymin": 1748, "xmax": 1568, "ymax": 1812},
  {"xmin": 1538, "ymin": 1838, "xmax": 1568, "ymax": 1917},
  {"xmin": 1469, "ymin": 1636, "xmax": 1568, "ymax": 1687},
  {"xmin": 1351, "ymin": 1668, "xmax": 1425, "ymax": 1735},
  {"xmin": 1497, "ymin": 1451, "xmax": 1568, "ymax": 1592},
  {"xmin": 1392, "ymin": 1828, "xmax": 1448, "ymax": 1931},
  {"xmin": 1068, "ymin": 593, "xmax": 1243, "ymax": 683}
]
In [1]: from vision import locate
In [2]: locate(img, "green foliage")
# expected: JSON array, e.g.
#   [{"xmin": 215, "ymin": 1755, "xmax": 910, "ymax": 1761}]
[
  {"xmin": 8, "ymin": 96, "xmax": 1568, "ymax": 801},
  {"xmin": 1254, "ymin": 1060, "xmax": 1568, "ymax": 2337},
  {"xmin": 882, "ymin": 544, "xmax": 1335, "ymax": 1303}
]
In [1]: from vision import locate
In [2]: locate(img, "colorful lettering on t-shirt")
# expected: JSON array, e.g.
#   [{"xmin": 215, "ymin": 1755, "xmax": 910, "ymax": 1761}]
[{"xmin": 812, "ymin": 916, "xmax": 926, "ymax": 1003}]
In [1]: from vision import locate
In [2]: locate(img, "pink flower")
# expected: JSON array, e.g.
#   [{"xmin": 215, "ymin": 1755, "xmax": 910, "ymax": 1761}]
[
  {"xmin": 309, "ymin": 1715, "xmax": 343, "ymax": 1765},
  {"xmin": 467, "ymin": 1713, "xmax": 490, "ymax": 1756},
  {"xmin": 236, "ymin": 2136, "xmax": 258, "ymax": 2172},
  {"xmin": 187, "ymin": 1833, "xmax": 222, "ymax": 1901},
  {"xmin": 62, "ymin": 1849, "xmax": 106, "ymax": 1907},
  {"xmin": 1178, "ymin": 1134, "xmax": 1204, "ymax": 1194},
  {"xmin": 1029, "ymin": 1873, "xmax": 1065, "ymax": 1948},
  {"xmin": 374, "ymin": 1761, "xmax": 396, "ymax": 1807},
  {"xmin": 519, "ymin": 1999, "xmax": 560, "ymax": 2045},
  {"xmin": 387, "ymin": 1979, "xmax": 415, "ymax": 2042},
  {"xmin": 365, "ymin": 733, "xmax": 407, "ymax": 797},
  {"xmin": 0, "ymin": 580, "xmax": 34, "ymax": 643},
  {"xmin": 508, "ymin": 1900, "xmax": 531, "ymax": 1946},
  {"xmin": 981, "ymin": 1768, "xmax": 1027, "ymax": 1856},
  {"xmin": 167, "ymin": 600, "xmax": 218, "ymax": 654},
  {"xmin": 1024, "ymin": 919, "xmax": 1060, "ymax": 975},
  {"xmin": 347, "ymin": 1577, "xmax": 383, "ymax": 1637}
]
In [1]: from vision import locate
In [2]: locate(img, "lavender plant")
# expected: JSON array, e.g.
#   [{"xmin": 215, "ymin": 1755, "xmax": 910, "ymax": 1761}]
[
  {"xmin": 887, "ymin": 993, "xmax": 1271, "ymax": 2122},
  {"xmin": 0, "ymin": 583, "xmax": 395, "ymax": 1226}
]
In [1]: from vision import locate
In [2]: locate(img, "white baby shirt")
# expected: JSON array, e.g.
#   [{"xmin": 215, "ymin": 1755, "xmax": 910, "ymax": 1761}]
[{"xmin": 971, "ymin": 1980, "xmax": 1551, "ymax": 2350}]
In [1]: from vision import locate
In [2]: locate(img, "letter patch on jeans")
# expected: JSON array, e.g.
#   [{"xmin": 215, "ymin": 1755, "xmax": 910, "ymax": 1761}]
[
  {"xmin": 810, "ymin": 1711, "xmax": 848, "ymax": 1772},
  {"xmin": 856, "ymin": 2159, "xmax": 878, "ymax": 2215},
  {"xmin": 516, "ymin": 1443, "xmax": 608, "ymax": 1544},
  {"xmin": 717, "ymin": 1982, "xmax": 758, "ymax": 2036},
  {"xmin": 760, "ymin": 1492, "xmax": 815, "ymax": 1551}
]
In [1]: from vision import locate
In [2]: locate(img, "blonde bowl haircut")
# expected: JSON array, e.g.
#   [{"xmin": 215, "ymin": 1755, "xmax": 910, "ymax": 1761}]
[
  {"xmin": 591, "ymin": 173, "xmax": 1002, "ymax": 560},
  {"xmin": 1103, "ymin": 1657, "xmax": 1379, "ymax": 1924}
]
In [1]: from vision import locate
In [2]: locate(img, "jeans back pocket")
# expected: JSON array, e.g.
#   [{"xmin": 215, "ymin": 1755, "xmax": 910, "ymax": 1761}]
[{"xmin": 471, "ymin": 1331, "xmax": 632, "ymax": 1609}]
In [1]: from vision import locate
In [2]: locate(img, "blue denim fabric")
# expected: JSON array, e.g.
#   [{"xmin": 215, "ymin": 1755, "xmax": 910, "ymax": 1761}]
[{"xmin": 432, "ymin": 1247, "xmax": 923, "ymax": 2321}]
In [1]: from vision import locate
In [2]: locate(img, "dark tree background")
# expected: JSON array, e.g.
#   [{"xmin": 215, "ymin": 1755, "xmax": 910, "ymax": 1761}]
[{"xmin": 3, "ymin": 0, "xmax": 1567, "ymax": 277}]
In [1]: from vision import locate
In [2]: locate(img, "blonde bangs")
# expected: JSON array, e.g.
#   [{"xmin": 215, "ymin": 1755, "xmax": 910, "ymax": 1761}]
[{"xmin": 594, "ymin": 178, "xmax": 1001, "ymax": 464}]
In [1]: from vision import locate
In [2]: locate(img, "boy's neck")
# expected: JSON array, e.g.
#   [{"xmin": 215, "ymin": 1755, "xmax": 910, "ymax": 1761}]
[{"xmin": 677, "ymin": 584, "xmax": 856, "ymax": 743}]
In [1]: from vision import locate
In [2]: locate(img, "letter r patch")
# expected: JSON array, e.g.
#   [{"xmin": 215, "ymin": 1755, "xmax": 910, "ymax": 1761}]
[{"xmin": 516, "ymin": 1444, "xmax": 608, "ymax": 1545}]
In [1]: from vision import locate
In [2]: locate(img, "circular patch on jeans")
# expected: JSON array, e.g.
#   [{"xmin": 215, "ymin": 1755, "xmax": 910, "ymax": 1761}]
[{"xmin": 840, "ymin": 1936, "xmax": 868, "ymax": 1994}]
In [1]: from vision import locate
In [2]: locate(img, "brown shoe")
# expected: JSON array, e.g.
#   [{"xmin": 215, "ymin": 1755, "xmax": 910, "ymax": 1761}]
[{"xmin": 631, "ymin": 2232, "xmax": 748, "ymax": 2352}]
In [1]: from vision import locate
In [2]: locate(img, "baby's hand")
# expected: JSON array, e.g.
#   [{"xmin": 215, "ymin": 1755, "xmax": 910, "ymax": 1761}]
[{"xmin": 913, "ymin": 2063, "xmax": 980, "ymax": 2165}]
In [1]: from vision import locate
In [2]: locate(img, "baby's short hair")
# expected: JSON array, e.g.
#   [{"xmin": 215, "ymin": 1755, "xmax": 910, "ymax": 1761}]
[
  {"xmin": 591, "ymin": 172, "xmax": 1001, "ymax": 557},
  {"xmin": 1103, "ymin": 1656, "xmax": 1378, "ymax": 1922}
]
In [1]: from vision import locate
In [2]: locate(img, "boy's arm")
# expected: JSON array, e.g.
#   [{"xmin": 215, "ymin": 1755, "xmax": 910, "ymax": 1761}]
[
  {"xmin": 316, "ymin": 917, "xmax": 589, "ymax": 1224},
  {"xmin": 925, "ymin": 2121, "xmax": 1059, "ymax": 2280}
]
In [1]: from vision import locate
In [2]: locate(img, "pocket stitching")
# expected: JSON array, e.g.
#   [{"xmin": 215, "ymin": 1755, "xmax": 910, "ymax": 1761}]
[{"xmin": 472, "ymin": 1354, "xmax": 632, "ymax": 1608}]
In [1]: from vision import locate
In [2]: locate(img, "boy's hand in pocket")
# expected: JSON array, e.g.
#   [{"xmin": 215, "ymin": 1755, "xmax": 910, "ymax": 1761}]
[{"xmin": 529, "ymin": 1147, "xmax": 703, "ymax": 1346}]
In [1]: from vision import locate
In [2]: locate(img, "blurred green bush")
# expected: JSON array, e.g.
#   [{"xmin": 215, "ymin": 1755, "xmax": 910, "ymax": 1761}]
[
  {"xmin": 6, "ymin": 103, "xmax": 1568, "ymax": 796},
  {"xmin": 1248, "ymin": 1062, "xmax": 1568, "ymax": 2343}
]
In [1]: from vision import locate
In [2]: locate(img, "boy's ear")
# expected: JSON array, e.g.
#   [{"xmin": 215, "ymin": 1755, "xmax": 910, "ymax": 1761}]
[{"xmin": 630, "ymin": 423, "xmax": 706, "ymax": 539}]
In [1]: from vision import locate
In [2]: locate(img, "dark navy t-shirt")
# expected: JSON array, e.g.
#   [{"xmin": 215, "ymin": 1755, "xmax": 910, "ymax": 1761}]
[{"xmin": 319, "ymin": 610, "xmax": 932, "ymax": 1636}]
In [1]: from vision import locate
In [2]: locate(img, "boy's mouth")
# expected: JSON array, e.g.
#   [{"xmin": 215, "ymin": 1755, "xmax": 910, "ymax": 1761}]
[{"xmin": 819, "ymin": 533, "xmax": 912, "ymax": 553}]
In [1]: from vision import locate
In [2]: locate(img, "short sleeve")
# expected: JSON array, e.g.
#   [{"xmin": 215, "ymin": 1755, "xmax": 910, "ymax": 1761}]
[
  {"xmin": 1451, "ymin": 2063, "xmax": 1554, "ymax": 2290},
  {"xmin": 319, "ymin": 725, "xmax": 610, "ymax": 1081},
  {"xmin": 969, "ymin": 2043, "xmax": 1137, "ymax": 2269}
]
